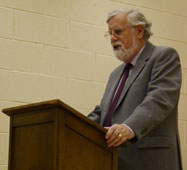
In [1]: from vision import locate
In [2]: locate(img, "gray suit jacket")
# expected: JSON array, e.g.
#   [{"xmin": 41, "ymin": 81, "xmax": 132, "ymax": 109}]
[{"xmin": 88, "ymin": 41, "xmax": 182, "ymax": 170}]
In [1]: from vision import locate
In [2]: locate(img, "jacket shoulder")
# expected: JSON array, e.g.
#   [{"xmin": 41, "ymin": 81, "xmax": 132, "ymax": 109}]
[{"xmin": 151, "ymin": 44, "xmax": 179, "ymax": 59}]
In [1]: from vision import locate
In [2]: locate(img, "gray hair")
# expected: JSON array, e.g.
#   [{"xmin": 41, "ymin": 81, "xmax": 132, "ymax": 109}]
[{"xmin": 107, "ymin": 8, "xmax": 153, "ymax": 40}]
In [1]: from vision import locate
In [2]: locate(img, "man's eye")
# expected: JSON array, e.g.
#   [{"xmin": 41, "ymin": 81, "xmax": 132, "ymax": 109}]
[{"xmin": 114, "ymin": 29, "xmax": 123, "ymax": 35}]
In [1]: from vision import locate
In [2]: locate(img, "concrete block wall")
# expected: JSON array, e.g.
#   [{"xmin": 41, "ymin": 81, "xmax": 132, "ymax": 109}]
[{"xmin": 0, "ymin": 0, "xmax": 186, "ymax": 169}]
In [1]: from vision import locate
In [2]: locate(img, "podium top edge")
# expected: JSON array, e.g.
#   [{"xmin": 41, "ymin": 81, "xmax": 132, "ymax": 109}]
[
  {"xmin": 2, "ymin": 99, "xmax": 64, "ymax": 115},
  {"xmin": 2, "ymin": 99, "xmax": 106, "ymax": 133}
]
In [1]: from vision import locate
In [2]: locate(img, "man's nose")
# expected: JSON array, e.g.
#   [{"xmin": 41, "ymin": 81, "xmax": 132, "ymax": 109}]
[{"xmin": 111, "ymin": 34, "xmax": 118, "ymax": 43}]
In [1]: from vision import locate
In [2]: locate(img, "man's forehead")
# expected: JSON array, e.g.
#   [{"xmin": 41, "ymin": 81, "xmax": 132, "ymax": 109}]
[{"xmin": 108, "ymin": 13, "xmax": 129, "ymax": 29}]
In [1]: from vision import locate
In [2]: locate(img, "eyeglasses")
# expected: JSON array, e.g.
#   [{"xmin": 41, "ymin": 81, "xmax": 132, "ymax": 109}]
[{"xmin": 104, "ymin": 25, "xmax": 134, "ymax": 40}]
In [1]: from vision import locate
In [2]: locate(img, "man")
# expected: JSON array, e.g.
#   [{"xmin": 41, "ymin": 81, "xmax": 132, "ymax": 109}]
[{"xmin": 88, "ymin": 8, "xmax": 182, "ymax": 170}]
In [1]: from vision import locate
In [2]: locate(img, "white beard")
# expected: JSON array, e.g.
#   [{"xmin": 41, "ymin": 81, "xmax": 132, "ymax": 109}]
[{"xmin": 113, "ymin": 35, "xmax": 139, "ymax": 62}]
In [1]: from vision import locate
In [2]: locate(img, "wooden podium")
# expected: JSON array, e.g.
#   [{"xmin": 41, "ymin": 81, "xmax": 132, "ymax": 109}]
[{"xmin": 2, "ymin": 99, "xmax": 118, "ymax": 170}]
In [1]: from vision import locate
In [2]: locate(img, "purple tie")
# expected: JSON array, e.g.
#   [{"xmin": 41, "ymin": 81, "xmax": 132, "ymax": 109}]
[{"xmin": 104, "ymin": 63, "xmax": 132, "ymax": 127}]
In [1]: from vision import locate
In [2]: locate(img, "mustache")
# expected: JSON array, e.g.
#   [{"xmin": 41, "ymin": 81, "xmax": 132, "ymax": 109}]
[
  {"xmin": 112, "ymin": 41, "xmax": 124, "ymax": 50},
  {"xmin": 111, "ymin": 41, "xmax": 123, "ymax": 46}
]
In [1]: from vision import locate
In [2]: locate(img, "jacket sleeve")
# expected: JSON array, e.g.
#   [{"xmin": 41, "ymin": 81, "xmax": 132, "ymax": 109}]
[{"xmin": 87, "ymin": 105, "xmax": 102, "ymax": 124}]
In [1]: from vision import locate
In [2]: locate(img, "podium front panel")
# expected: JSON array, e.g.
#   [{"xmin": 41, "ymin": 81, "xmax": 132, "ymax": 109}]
[{"xmin": 10, "ymin": 108, "xmax": 57, "ymax": 170}]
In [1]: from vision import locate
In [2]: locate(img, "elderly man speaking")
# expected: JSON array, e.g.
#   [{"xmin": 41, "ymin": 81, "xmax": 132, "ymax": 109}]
[{"xmin": 88, "ymin": 8, "xmax": 182, "ymax": 170}]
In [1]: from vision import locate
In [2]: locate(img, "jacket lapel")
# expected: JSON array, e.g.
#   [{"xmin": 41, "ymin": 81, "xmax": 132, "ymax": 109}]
[
  {"xmin": 101, "ymin": 63, "xmax": 126, "ymax": 125},
  {"xmin": 104, "ymin": 64, "xmax": 125, "ymax": 110}
]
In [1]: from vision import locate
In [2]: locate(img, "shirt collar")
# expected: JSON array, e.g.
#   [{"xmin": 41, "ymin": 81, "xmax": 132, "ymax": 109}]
[{"xmin": 130, "ymin": 45, "xmax": 146, "ymax": 66}]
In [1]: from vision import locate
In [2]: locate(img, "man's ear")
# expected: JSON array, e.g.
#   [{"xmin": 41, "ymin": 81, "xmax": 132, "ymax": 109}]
[{"xmin": 136, "ymin": 25, "xmax": 145, "ymax": 39}]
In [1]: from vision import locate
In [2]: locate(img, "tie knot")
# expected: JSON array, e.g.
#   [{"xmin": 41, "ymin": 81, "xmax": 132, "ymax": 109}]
[{"xmin": 125, "ymin": 63, "xmax": 132, "ymax": 71}]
